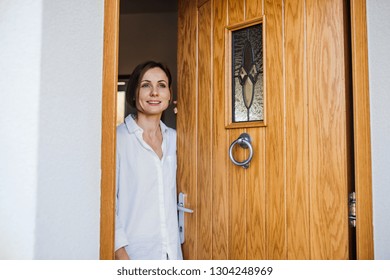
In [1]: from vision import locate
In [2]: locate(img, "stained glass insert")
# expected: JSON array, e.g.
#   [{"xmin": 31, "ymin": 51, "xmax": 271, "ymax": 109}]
[{"xmin": 232, "ymin": 23, "xmax": 263, "ymax": 122}]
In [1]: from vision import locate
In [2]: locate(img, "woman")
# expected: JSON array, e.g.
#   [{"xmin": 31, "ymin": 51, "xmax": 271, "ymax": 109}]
[{"xmin": 115, "ymin": 61, "xmax": 182, "ymax": 260}]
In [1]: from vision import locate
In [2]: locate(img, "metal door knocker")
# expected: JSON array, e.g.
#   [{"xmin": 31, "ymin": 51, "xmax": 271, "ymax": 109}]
[{"xmin": 229, "ymin": 133, "xmax": 254, "ymax": 169}]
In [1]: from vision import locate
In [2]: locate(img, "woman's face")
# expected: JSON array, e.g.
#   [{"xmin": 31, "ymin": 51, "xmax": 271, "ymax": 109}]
[{"xmin": 136, "ymin": 67, "xmax": 171, "ymax": 116}]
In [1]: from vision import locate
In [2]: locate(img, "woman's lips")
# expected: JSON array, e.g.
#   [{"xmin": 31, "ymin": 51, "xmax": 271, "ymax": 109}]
[{"xmin": 147, "ymin": 100, "xmax": 161, "ymax": 105}]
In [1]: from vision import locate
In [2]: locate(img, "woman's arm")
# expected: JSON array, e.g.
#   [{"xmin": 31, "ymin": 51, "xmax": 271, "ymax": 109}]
[{"xmin": 115, "ymin": 247, "xmax": 130, "ymax": 260}]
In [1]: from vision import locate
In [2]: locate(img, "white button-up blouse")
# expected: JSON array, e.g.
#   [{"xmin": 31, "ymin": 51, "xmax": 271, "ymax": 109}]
[{"xmin": 115, "ymin": 115, "xmax": 183, "ymax": 260}]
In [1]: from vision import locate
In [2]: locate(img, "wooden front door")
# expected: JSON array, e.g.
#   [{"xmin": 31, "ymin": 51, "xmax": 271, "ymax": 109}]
[{"xmin": 177, "ymin": 0, "xmax": 355, "ymax": 260}]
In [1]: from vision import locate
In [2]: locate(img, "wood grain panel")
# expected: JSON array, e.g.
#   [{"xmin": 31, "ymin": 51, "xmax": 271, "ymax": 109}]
[
  {"xmin": 306, "ymin": 0, "xmax": 349, "ymax": 259},
  {"xmin": 227, "ymin": 0, "xmax": 246, "ymax": 261},
  {"xmin": 197, "ymin": 1, "xmax": 213, "ymax": 260},
  {"xmin": 246, "ymin": 0, "xmax": 263, "ymax": 20},
  {"xmin": 350, "ymin": 0, "xmax": 374, "ymax": 260},
  {"xmin": 228, "ymin": 0, "xmax": 245, "ymax": 25},
  {"xmin": 229, "ymin": 129, "xmax": 247, "ymax": 259},
  {"xmin": 100, "ymin": 0, "xmax": 119, "ymax": 260},
  {"xmin": 284, "ymin": 0, "xmax": 310, "ymax": 259},
  {"xmin": 212, "ymin": 0, "xmax": 229, "ymax": 259},
  {"xmin": 264, "ymin": 0, "xmax": 286, "ymax": 259},
  {"xmin": 198, "ymin": 0, "xmax": 209, "ymax": 8},
  {"xmin": 177, "ymin": 0, "xmax": 198, "ymax": 260},
  {"xmin": 246, "ymin": 127, "xmax": 266, "ymax": 259}
]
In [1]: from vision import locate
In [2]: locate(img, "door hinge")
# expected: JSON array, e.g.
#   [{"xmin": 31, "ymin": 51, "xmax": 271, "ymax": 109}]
[{"xmin": 349, "ymin": 192, "xmax": 356, "ymax": 227}]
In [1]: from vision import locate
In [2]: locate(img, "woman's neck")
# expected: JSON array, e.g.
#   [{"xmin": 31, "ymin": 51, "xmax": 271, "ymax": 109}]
[
  {"xmin": 135, "ymin": 113, "xmax": 162, "ymax": 136},
  {"xmin": 135, "ymin": 113, "xmax": 163, "ymax": 159}
]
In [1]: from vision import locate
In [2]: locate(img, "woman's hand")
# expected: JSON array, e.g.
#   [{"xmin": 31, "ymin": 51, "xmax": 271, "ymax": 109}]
[{"xmin": 115, "ymin": 247, "xmax": 130, "ymax": 260}]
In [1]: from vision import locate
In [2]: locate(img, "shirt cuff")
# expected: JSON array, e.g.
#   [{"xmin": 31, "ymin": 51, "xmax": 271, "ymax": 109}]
[{"xmin": 115, "ymin": 228, "xmax": 129, "ymax": 252}]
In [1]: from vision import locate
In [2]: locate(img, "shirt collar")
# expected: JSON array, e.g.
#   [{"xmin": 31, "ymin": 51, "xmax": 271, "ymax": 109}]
[{"xmin": 124, "ymin": 114, "xmax": 169, "ymax": 135}]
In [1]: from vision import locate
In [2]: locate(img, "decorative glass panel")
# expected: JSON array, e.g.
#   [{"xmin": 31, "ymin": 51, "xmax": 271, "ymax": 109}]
[{"xmin": 232, "ymin": 23, "xmax": 263, "ymax": 122}]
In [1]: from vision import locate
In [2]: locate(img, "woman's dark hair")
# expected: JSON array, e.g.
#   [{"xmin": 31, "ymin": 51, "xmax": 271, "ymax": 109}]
[{"xmin": 126, "ymin": 61, "xmax": 173, "ymax": 108}]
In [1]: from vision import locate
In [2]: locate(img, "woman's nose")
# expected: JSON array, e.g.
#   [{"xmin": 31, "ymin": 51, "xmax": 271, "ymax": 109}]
[{"xmin": 150, "ymin": 86, "xmax": 159, "ymax": 96}]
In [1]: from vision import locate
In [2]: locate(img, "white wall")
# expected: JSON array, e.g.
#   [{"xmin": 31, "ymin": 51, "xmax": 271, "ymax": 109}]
[
  {"xmin": 0, "ymin": 0, "xmax": 104, "ymax": 259},
  {"xmin": 0, "ymin": 0, "xmax": 42, "ymax": 259},
  {"xmin": 366, "ymin": 0, "xmax": 390, "ymax": 260}
]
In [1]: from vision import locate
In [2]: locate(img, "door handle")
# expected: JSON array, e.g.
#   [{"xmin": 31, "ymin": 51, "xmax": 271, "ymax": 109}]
[
  {"xmin": 177, "ymin": 192, "xmax": 193, "ymax": 244},
  {"xmin": 177, "ymin": 205, "xmax": 194, "ymax": 213}
]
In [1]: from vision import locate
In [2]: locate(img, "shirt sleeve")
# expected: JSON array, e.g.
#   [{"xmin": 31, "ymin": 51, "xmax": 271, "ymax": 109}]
[
  {"xmin": 114, "ymin": 149, "xmax": 129, "ymax": 251},
  {"xmin": 115, "ymin": 215, "xmax": 129, "ymax": 251}
]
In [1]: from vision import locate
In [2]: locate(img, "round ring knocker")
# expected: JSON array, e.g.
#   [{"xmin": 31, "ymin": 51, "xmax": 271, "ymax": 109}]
[{"xmin": 229, "ymin": 133, "xmax": 254, "ymax": 169}]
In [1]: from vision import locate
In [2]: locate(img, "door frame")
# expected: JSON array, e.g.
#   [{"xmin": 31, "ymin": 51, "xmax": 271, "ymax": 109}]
[
  {"xmin": 99, "ymin": 0, "xmax": 374, "ymax": 260},
  {"xmin": 99, "ymin": 0, "xmax": 119, "ymax": 260}
]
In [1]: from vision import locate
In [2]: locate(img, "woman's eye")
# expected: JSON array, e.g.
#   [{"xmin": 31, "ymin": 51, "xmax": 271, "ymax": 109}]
[
  {"xmin": 141, "ymin": 83, "xmax": 150, "ymax": 88},
  {"xmin": 158, "ymin": 83, "xmax": 167, "ymax": 88}
]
